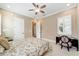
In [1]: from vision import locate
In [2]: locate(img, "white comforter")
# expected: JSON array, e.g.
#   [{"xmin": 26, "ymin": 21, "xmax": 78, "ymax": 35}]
[{"xmin": 0, "ymin": 38, "xmax": 49, "ymax": 56}]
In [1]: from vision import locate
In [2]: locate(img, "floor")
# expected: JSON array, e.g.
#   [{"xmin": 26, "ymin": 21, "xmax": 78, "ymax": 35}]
[
  {"xmin": 0, "ymin": 37, "xmax": 79, "ymax": 56},
  {"xmin": 44, "ymin": 40, "xmax": 79, "ymax": 56}
]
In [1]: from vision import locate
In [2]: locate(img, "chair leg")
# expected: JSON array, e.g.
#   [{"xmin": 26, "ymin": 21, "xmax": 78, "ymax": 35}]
[
  {"xmin": 61, "ymin": 45, "xmax": 63, "ymax": 49},
  {"xmin": 77, "ymin": 47, "xmax": 78, "ymax": 51},
  {"xmin": 67, "ymin": 47, "xmax": 70, "ymax": 51}
]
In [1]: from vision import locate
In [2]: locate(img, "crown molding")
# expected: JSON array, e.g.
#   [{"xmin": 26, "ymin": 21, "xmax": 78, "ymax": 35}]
[
  {"xmin": 0, "ymin": 8, "xmax": 33, "ymax": 18},
  {"xmin": 44, "ymin": 4, "xmax": 77, "ymax": 18},
  {"xmin": 0, "ymin": 4, "xmax": 77, "ymax": 19}
]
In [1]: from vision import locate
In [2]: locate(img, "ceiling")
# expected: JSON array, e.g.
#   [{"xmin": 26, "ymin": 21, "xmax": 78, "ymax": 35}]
[{"xmin": 0, "ymin": 3, "xmax": 77, "ymax": 18}]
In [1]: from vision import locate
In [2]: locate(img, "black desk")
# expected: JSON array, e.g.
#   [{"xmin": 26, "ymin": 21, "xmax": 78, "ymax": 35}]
[
  {"xmin": 71, "ymin": 38, "xmax": 78, "ymax": 51},
  {"xmin": 56, "ymin": 36, "xmax": 78, "ymax": 51},
  {"xmin": 56, "ymin": 36, "xmax": 61, "ymax": 44}
]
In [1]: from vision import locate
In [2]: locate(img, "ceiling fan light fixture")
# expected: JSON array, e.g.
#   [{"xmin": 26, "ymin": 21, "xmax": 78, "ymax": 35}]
[
  {"xmin": 29, "ymin": 3, "xmax": 46, "ymax": 15},
  {"xmin": 66, "ymin": 4, "xmax": 70, "ymax": 6},
  {"xmin": 35, "ymin": 8, "xmax": 40, "ymax": 12}
]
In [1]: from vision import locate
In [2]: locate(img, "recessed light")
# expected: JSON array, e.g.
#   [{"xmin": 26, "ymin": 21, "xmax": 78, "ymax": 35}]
[
  {"xmin": 66, "ymin": 4, "xmax": 70, "ymax": 6},
  {"xmin": 7, "ymin": 5, "xmax": 10, "ymax": 8}
]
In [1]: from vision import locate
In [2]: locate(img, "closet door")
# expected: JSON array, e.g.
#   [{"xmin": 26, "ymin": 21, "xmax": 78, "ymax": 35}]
[{"xmin": 13, "ymin": 16, "xmax": 24, "ymax": 40}]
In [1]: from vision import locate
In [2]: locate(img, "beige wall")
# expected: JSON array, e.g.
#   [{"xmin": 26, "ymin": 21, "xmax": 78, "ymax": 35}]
[
  {"xmin": 0, "ymin": 9, "xmax": 32, "ymax": 39},
  {"xmin": 24, "ymin": 17, "xmax": 32, "ymax": 38},
  {"xmin": 0, "ymin": 6, "xmax": 79, "ymax": 40},
  {"xmin": 77, "ymin": 5, "xmax": 79, "ymax": 38},
  {"xmin": 42, "ymin": 7, "xmax": 78, "ymax": 40}
]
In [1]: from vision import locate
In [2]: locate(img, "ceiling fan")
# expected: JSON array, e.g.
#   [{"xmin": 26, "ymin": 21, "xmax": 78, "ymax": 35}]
[{"xmin": 29, "ymin": 3, "xmax": 46, "ymax": 15}]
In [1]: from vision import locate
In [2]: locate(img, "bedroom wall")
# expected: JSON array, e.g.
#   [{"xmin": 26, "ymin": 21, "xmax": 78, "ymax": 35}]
[
  {"xmin": 0, "ymin": 13, "xmax": 1, "ymax": 35},
  {"xmin": 0, "ymin": 9, "xmax": 32, "ymax": 39},
  {"xmin": 42, "ymin": 7, "xmax": 78, "ymax": 40},
  {"xmin": 24, "ymin": 17, "xmax": 32, "ymax": 38},
  {"xmin": 77, "ymin": 5, "xmax": 79, "ymax": 38}
]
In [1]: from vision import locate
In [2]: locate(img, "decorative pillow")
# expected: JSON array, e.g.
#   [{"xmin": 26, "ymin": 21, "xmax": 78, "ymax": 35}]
[
  {"xmin": 0, "ymin": 45, "xmax": 5, "ymax": 53},
  {"xmin": 0, "ymin": 36, "xmax": 10, "ymax": 50}
]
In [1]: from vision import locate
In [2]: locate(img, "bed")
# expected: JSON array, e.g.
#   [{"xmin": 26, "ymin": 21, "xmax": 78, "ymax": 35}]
[{"xmin": 0, "ymin": 38, "xmax": 49, "ymax": 56}]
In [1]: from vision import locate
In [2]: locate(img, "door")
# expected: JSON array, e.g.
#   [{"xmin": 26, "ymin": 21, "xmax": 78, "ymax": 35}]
[{"xmin": 13, "ymin": 17, "xmax": 24, "ymax": 40}]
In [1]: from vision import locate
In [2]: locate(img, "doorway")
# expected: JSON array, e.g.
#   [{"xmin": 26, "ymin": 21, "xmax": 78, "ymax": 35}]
[
  {"xmin": 13, "ymin": 16, "xmax": 25, "ymax": 40},
  {"xmin": 32, "ymin": 20, "xmax": 36, "ymax": 37}
]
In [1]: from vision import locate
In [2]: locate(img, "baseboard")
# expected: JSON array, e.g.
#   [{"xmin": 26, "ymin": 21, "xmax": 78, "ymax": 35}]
[{"xmin": 41, "ymin": 38, "xmax": 56, "ymax": 43}]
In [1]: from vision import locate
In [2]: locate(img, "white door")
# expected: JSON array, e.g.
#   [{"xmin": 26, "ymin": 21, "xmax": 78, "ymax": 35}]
[{"xmin": 13, "ymin": 17, "xmax": 24, "ymax": 40}]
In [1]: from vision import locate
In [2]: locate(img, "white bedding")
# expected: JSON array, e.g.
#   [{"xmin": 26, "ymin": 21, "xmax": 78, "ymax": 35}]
[{"xmin": 0, "ymin": 38, "xmax": 49, "ymax": 56}]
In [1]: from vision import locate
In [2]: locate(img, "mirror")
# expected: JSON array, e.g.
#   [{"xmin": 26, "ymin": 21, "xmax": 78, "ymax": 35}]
[{"xmin": 57, "ymin": 15, "xmax": 72, "ymax": 35}]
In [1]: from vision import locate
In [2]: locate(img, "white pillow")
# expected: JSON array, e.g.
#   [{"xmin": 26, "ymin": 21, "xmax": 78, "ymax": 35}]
[{"xmin": 0, "ymin": 45, "xmax": 5, "ymax": 53}]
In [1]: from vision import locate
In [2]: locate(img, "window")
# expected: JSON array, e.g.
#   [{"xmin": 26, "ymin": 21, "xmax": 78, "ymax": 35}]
[{"xmin": 57, "ymin": 15, "xmax": 72, "ymax": 35}]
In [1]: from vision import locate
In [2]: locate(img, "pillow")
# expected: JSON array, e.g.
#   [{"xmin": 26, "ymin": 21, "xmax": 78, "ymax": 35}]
[
  {"xmin": 0, "ymin": 36, "xmax": 10, "ymax": 50},
  {"xmin": 0, "ymin": 45, "xmax": 5, "ymax": 53}
]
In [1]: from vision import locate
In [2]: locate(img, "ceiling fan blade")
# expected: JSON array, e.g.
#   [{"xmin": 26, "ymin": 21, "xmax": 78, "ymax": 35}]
[
  {"xmin": 41, "ymin": 5, "xmax": 46, "ymax": 9},
  {"xmin": 29, "ymin": 9, "xmax": 34, "ymax": 11},
  {"xmin": 32, "ymin": 3, "xmax": 37, "ymax": 7},
  {"xmin": 35, "ymin": 12, "xmax": 38, "ymax": 15},
  {"xmin": 40, "ymin": 10, "xmax": 45, "ymax": 13},
  {"xmin": 37, "ymin": 5, "xmax": 39, "ymax": 8}
]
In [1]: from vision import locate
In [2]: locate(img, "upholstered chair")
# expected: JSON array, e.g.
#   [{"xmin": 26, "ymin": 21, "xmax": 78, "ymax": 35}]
[{"xmin": 59, "ymin": 36, "xmax": 72, "ymax": 51}]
